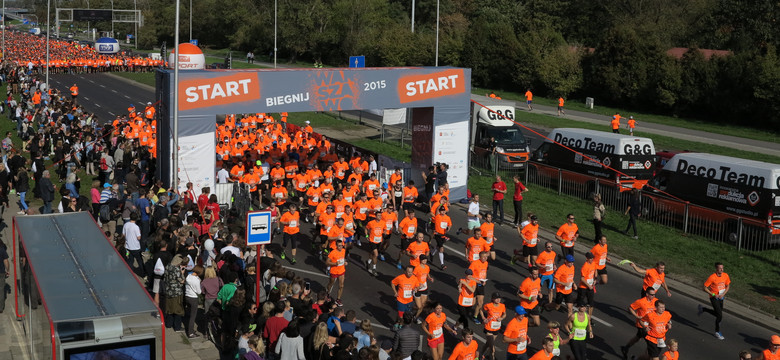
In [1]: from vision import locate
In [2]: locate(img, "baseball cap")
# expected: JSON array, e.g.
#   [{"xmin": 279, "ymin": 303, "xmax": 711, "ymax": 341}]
[
  {"xmin": 530, "ymin": 215, "xmax": 538, "ymax": 220},
  {"xmin": 103, "ymin": 182, "xmax": 111, "ymax": 188},
  {"xmin": 585, "ymin": 252, "xmax": 595, "ymax": 259},
  {"xmin": 147, "ymin": 102, "xmax": 152, "ymax": 105},
  {"xmin": 514, "ymin": 306, "xmax": 526, "ymax": 315},
  {"xmin": 772, "ymin": 334, "xmax": 780, "ymax": 345},
  {"xmin": 381, "ymin": 339, "xmax": 393, "ymax": 350},
  {"xmin": 256, "ymin": 160, "xmax": 262, "ymax": 166},
  {"xmin": 565, "ymin": 254, "xmax": 575, "ymax": 262},
  {"xmin": 305, "ymin": 120, "xmax": 311, "ymax": 124},
  {"xmin": 465, "ymin": 269, "xmax": 473, "ymax": 275}
]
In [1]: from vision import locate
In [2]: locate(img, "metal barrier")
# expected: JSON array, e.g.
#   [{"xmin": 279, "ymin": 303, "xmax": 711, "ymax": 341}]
[{"xmin": 522, "ymin": 162, "xmax": 779, "ymax": 259}]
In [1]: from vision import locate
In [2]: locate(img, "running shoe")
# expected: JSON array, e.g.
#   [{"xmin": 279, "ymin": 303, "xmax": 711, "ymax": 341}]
[
  {"xmin": 290, "ymin": 257, "xmax": 297, "ymax": 265},
  {"xmin": 379, "ymin": 254, "xmax": 385, "ymax": 261},
  {"xmin": 715, "ymin": 332, "xmax": 724, "ymax": 340},
  {"xmin": 473, "ymin": 317, "xmax": 481, "ymax": 325},
  {"xmin": 280, "ymin": 252, "xmax": 287, "ymax": 260},
  {"xmin": 335, "ymin": 299, "xmax": 343, "ymax": 307}
]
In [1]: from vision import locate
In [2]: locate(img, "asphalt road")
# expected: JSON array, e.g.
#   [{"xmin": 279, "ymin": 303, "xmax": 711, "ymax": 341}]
[{"xmin": 54, "ymin": 72, "xmax": 777, "ymax": 359}]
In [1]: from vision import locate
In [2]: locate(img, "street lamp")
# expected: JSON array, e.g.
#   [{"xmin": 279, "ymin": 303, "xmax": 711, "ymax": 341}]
[
  {"xmin": 189, "ymin": 0, "xmax": 192, "ymax": 41},
  {"xmin": 46, "ymin": 0, "xmax": 50, "ymax": 91},
  {"xmin": 411, "ymin": 0, "xmax": 415, "ymax": 33},
  {"xmin": 273, "ymin": 0, "xmax": 277, "ymax": 68},
  {"xmin": 2, "ymin": 0, "xmax": 6, "ymax": 60},
  {"xmin": 435, "ymin": 0, "xmax": 439, "ymax": 66},
  {"xmin": 110, "ymin": 0, "xmax": 114, "ymax": 37},
  {"xmin": 134, "ymin": 0, "xmax": 137, "ymax": 48},
  {"xmin": 172, "ymin": 0, "xmax": 180, "ymax": 189}
]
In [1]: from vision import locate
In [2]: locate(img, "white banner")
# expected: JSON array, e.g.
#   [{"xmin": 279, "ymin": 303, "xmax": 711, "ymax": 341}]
[
  {"xmin": 433, "ymin": 122, "xmax": 469, "ymax": 198},
  {"xmin": 382, "ymin": 108, "xmax": 407, "ymax": 125},
  {"xmin": 177, "ymin": 132, "xmax": 216, "ymax": 196}
]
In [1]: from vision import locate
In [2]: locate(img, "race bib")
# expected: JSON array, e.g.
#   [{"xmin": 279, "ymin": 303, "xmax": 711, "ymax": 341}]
[
  {"xmin": 289, "ymin": 220, "xmax": 297, "ymax": 227},
  {"xmin": 419, "ymin": 282, "xmax": 428, "ymax": 291},
  {"xmin": 545, "ymin": 264, "xmax": 554, "ymax": 272},
  {"xmin": 565, "ymin": 240, "xmax": 573, "ymax": 247},
  {"xmin": 440, "ymin": 222, "xmax": 447, "ymax": 229},
  {"xmin": 574, "ymin": 328, "xmax": 587, "ymax": 338},
  {"xmin": 586, "ymin": 279, "xmax": 594, "ymax": 286},
  {"xmin": 407, "ymin": 226, "xmax": 415, "ymax": 234},
  {"xmin": 490, "ymin": 321, "xmax": 501, "ymax": 330},
  {"xmin": 718, "ymin": 288, "xmax": 725, "ymax": 296},
  {"xmin": 346, "ymin": 223, "xmax": 354, "ymax": 230},
  {"xmin": 462, "ymin": 297, "xmax": 473, "ymax": 306},
  {"xmin": 471, "ymin": 253, "xmax": 479, "ymax": 261},
  {"xmin": 386, "ymin": 223, "xmax": 392, "ymax": 230},
  {"xmin": 373, "ymin": 236, "xmax": 382, "ymax": 242},
  {"xmin": 360, "ymin": 208, "xmax": 368, "ymax": 214},
  {"xmin": 394, "ymin": 191, "xmax": 402, "ymax": 197},
  {"xmin": 336, "ymin": 212, "xmax": 344, "ymax": 218},
  {"xmin": 652, "ymin": 282, "xmax": 661, "ymax": 291},
  {"xmin": 657, "ymin": 338, "xmax": 666, "ymax": 348},
  {"xmin": 368, "ymin": 184, "xmax": 376, "ymax": 190},
  {"xmin": 553, "ymin": 349, "xmax": 560, "ymax": 357},
  {"xmin": 516, "ymin": 341, "xmax": 527, "ymax": 352},
  {"xmin": 338, "ymin": 171, "xmax": 344, "ymax": 177},
  {"xmin": 337, "ymin": 258, "xmax": 345, "ymax": 266},
  {"xmin": 432, "ymin": 328, "xmax": 442, "ymax": 338},
  {"xmin": 564, "ymin": 283, "xmax": 572, "ymax": 291},
  {"xmin": 403, "ymin": 289, "xmax": 412, "ymax": 298},
  {"xmin": 599, "ymin": 258, "xmax": 606, "ymax": 266},
  {"xmin": 275, "ymin": 193, "xmax": 283, "ymax": 198},
  {"xmin": 529, "ymin": 238, "xmax": 537, "ymax": 245},
  {"xmin": 345, "ymin": 196, "xmax": 352, "ymax": 202}
]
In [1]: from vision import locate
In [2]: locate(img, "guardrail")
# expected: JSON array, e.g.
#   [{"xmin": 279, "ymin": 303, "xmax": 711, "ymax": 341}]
[{"xmin": 522, "ymin": 161, "xmax": 778, "ymax": 258}]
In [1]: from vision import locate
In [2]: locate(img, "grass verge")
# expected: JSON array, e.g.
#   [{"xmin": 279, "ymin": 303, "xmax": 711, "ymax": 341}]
[
  {"xmin": 113, "ymin": 72, "xmax": 156, "ymax": 87},
  {"xmin": 514, "ymin": 110, "xmax": 780, "ymax": 164},
  {"xmin": 473, "ymin": 86, "xmax": 780, "ymax": 144},
  {"xmin": 283, "ymin": 112, "xmax": 362, "ymax": 131}
]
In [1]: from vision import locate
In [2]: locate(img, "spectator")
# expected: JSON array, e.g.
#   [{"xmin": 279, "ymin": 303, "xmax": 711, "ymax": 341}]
[
  {"xmin": 276, "ymin": 321, "xmax": 306, "ymax": 360},
  {"xmin": 184, "ymin": 265, "xmax": 203, "ymax": 338},
  {"xmin": 163, "ymin": 254, "xmax": 186, "ymax": 332}
]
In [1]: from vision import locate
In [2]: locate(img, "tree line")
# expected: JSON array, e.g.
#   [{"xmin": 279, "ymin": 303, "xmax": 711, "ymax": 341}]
[{"xmin": 49, "ymin": 0, "xmax": 780, "ymax": 130}]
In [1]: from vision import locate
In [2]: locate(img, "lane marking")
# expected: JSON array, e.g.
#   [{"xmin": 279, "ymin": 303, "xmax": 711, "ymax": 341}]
[
  {"xmin": 111, "ymin": 89, "xmax": 118, "ymax": 93},
  {"xmin": 284, "ymin": 266, "xmax": 328, "ymax": 278},
  {"xmin": 95, "ymin": 103, "xmax": 101, "ymax": 108},
  {"xmin": 591, "ymin": 314, "xmax": 613, "ymax": 328},
  {"xmin": 445, "ymin": 317, "xmax": 487, "ymax": 342},
  {"xmin": 108, "ymin": 112, "xmax": 115, "ymax": 116},
  {"xmin": 443, "ymin": 244, "xmax": 466, "ymax": 257},
  {"xmin": 124, "ymin": 95, "xmax": 131, "ymax": 99},
  {"xmin": 99, "ymin": 84, "xmax": 106, "ymax": 88}
]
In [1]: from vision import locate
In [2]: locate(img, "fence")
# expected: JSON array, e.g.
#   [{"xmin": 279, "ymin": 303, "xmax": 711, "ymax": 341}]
[{"xmin": 522, "ymin": 161, "xmax": 778, "ymax": 258}]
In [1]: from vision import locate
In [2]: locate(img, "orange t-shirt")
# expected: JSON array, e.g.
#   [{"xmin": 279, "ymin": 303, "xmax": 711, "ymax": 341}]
[
  {"xmin": 557, "ymin": 223, "xmax": 578, "ymax": 246},
  {"xmin": 433, "ymin": 214, "xmax": 452, "ymax": 235},
  {"xmin": 643, "ymin": 268, "xmax": 666, "ymax": 291},
  {"xmin": 392, "ymin": 274, "xmax": 419, "ymax": 304},
  {"xmin": 468, "ymin": 260, "xmax": 489, "ymax": 283},
  {"xmin": 448, "ymin": 340, "xmax": 478, "ymax": 360},
  {"xmin": 642, "ymin": 310, "xmax": 671, "ymax": 343},
  {"xmin": 579, "ymin": 261, "xmax": 597, "ymax": 289},
  {"xmin": 414, "ymin": 263, "xmax": 431, "ymax": 291},
  {"xmin": 466, "ymin": 237, "xmax": 488, "ymax": 262},
  {"xmin": 425, "ymin": 312, "xmax": 447, "ymax": 340},
  {"xmin": 519, "ymin": 277, "xmax": 541, "ymax": 309},
  {"xmin": 407, "ymin": 241, "xmax": 429, "ymax": 267},
  {"xmin": 536, "ymin": 250, "xmax": 557, "ymax": 276},
  {"xmin": 590, "ymin": 243, "xmax": 608, "ymax": 270},
  {"xmin": 328, "ymin": 248, "xmax": 346, "ymax": 275},
  {"xmin": 482, "ymin": 302, "xmax": 506, "ymax": 331},
  {"xmin": 270, "ymin": 187, "xmax": 287, "ymax": 205},
  {"xmin": 704, "ymin": 272, "xmax": 730, "ymax": 297},
  {"xmin": 522, "ymin": 223, "xmax": 539, "ymax": 247},
  {"xmin": 319, "ymin": 212, "xmax": 337, "ymax": 235},
  {"xmin": 503, "ymin": 317, "xmax": 529, "ymax": 354},
  {"xmin": 554, "ymin": 264, "xmax": 575, "ymax": 294},
  {"xmin": 366, "ymin": 219, "xmax": 384, "ymax": 244},
  {"xmin": 630, "ymin": 297, "xmax": 657, "ymax": 328},
  {"xmin": 458, "ymin": 278, "xmax": 477, "ymax": 307},
  {"xmin": 280, "ymin": 211, "xmax": 300, "ymax": 234},
  {"xmin": 353, "ymin": 200, "xmax": 370, "ymax": 221},
  {"xmin": 529, "ymin": 349, "xmax": 555, "ymax": 360},
  {"xmin": 399, "ymin": 217, "xmax": 418, "ymax": 239}
]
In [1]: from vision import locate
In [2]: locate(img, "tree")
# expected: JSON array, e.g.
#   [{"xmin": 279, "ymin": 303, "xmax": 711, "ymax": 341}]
[{"xmin": 537, "ymin": 45, "xmax": 584, "ymax": 98}]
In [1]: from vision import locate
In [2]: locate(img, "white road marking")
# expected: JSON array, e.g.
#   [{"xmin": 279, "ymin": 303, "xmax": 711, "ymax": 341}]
[
  {"xmin": 95, "ymin": 103, "xmax": 101, "ymax": 108},
  {"xmin": 109, "ymin": 112, "xmax": 115, "ymax": 116},
  {"xmin": 443, "ymin": 244, "xmax": 466, "ymax": 257},
  {"xmin": 99, "ymin": 84, "xmax": 106, "ymax": 88},
  {"xmin": 284, "ymin": 266, "xmax": 328, "ymax": 278},
  {"xmin": 591, "ymin": 314, "xmax": 613, "ymax": 327},
  {"xmin": 124, "ymin": 95, "xmax": 131, "ymax": 99},
  {"xmin": 445, "ymin": 317, "xmax": 487, "ymax": 342},
  {"xmin": 84, "ymin": 97, "xmax": 90, "ymax": 101},
  {"xmin": 111, "ymin": 89, "xmax": 118, "ymax": 93}
]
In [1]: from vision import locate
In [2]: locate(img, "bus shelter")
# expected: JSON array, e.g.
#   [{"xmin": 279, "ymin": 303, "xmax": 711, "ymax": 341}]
[{"xmin": 13, "ymin": 212, "xmax": 164, "ymax": 360}]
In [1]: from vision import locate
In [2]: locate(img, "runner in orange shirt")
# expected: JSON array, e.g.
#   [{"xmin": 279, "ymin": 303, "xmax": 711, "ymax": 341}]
[
  {"xmin": 397, "ymin": 211, "xmax": 419, "ymax": 268},
  {"xmin": 364, "ymin": 212, "xmax": 385, "ymax": 276},
  {"xmin": 412, "ymin": 254, "xmax": 433, "ymax": 321},
  {"xmin": 455, "ymin": 269, "xmax": 478, "ymax": 330},
  {"xmin": 699, "ymin": 262, "xmax": 730, "ymax": 340},
  {"xmin": 406, "ymin": 232, "xmax": 430, "ymax": 267},
  {"xmin": 480, "ymin": 213, "xmax": 497, "ymax": 260},
  {"xmin": 480, "ymin": 292, "xmax": 506, "ymax": 360},
  {"xmin": 535, "ymin": 242, "xmax": 557, "ymax": 308},
  {"xmin": 402, "ymin": 180, "xmax": 419, "ymax": 216},
  {"xmin": 465, "ymin": 228, "xmax": 488, "ymax": 263},
  {"xmin": 423, "ymin": 301, "xmax": 458, "ymax": 360},
  {"xmin": 391, "ymin": 265, "xmax": 420, "ymax": 329},
  {"xmin": 556, "ymin": 213, "xmax": 579, "ymax": 259},
  {"xmin": 550, "ymin": 254, "xmax": 577, "ymax": 316},
  {"xmin": 269, "ymin": 181, "xmax": 288, "ymax": 207},
  {"xmin": 448, "ymin": 329, "xmax": 478, "ymax": 360},
  {"xmin": 503, "ymin": 306, "xmax": 531, "ymax": 357},
  {"xmin": 611, "ymin": 113, "xmax": 622, "ymax": 134},
  {"xmin": 629, "ymin": 261, "xmax": 672, "ymax": 298},
  {"xmin": 325, "ymin": 239, "xmax": 347, "ymax": 306},
  {"xmin": 641, "ymin": 300, "xmax": 672, "ymax": 360},
  {"xmin": 621, "ymin": 288, "xmax": 659, "ymax": 358},
  {"xmin": 318, "ymin": 205, "xmax": 337, "ymax": 256},
  {"xmin": 519, "ymin": 215, "xmax": 540, "ymax": 267},
  {"xmin": 759, "ymin": 335, "xmax": 780, "ymax": 360},
  {"xmin": 661, "ymin": 339, "xmax": 679, "ymax": 360},
  {"xmin": 578, "ymin": 252, "xmax": 598, "ymax": 317},
  {"xmin": 468, "ymin": 251, "xmax": 490, "ymax": 323},
  {"xmin": 557, "ymin": 97, "xmax": 566, "ymax": 117},
  {"xmin": 590, "ymin": 235, "xmax": 612, "ymax": 285},
  {"xmin": 431, "ymin": 206, "xmax": 452, "ymax": 270},
  {"xmin": 529, "ymin": 337, "xmax": 557, "ymax": 360},
  {"xmin": 517, "ymin": 266, "xmax": 542, "ymax": 327},
  {"xmin": 279, "ymin": 204, "xmax": 300, "ymax": 264},
  {"xmin": 524, "ymin": 89, "xmax": 533, "ymax": 111},
  {"xmin": 627, "ymin": 116, "xmax": 637, "ymax": 136}
]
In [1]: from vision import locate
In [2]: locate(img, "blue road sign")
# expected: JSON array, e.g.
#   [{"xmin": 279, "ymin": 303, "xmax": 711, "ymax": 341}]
[
  {"xmin": 349, "ymin": 55, "xmax": 365, "ymax": 68},
  {"xmin": 246, "ymin": 211, "xmax": 272, "ymax": 246},
  {"xmin": 190, "ymin": 39, "xmax": 199, "ymax": 46}
]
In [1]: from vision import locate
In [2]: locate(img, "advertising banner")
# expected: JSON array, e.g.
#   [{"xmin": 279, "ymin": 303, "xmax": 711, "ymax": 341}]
[
  {"xmin": 176, "ymin": 132, "xmax": 214, "ymax": 194},
  {"xmin": 382, "ymin": 108, "xmax": 407, "ymax": 125},
  {"xmin": 434, "ymin": 122, "xmax": 470, "ymax": 192}
]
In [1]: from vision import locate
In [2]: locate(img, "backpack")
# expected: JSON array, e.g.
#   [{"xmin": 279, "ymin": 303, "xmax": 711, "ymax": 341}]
[
  {"xmin": 100, "ymin": 157, "xmax": 108, "ymax": 171},
  {"xmin": 99, "ymin": 204, "xmax": 111, "ymax": 222}
]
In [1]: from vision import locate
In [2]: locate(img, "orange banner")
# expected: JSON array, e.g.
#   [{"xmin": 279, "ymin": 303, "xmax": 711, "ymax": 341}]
[
  {"xmin": 178, "ymin": 73, "xmax": 261, "ymax": 111},
  {"xmin": 397, "ymin": 69, "xmax": 465, "ymax": 104}
]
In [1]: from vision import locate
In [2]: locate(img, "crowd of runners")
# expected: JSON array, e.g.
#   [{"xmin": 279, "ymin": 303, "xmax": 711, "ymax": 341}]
[{"xmin": 0, "ymin": 38, "xmax": 776, "ymax": 360}]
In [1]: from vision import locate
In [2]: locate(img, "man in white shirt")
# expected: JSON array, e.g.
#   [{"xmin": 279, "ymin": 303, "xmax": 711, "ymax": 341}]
[
  {"xmin": 122, "ymin": 213, "xmax": 146, "ymax": 277},
  {"xmin": 458, "ymin": 194, "xmax": 481, "ymax": 236},
  {"xmin": 220, "ymin": 232, "xmax": 243, "ymax": 258},
  {"xmin": 217, "ymin": 164, "xmax": 230, "ymax": 183}
]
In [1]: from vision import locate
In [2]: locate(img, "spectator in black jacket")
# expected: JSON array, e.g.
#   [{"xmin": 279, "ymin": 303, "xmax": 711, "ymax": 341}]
[{"xmin": 392, "ymin": 311, "xmax": 420, "ymax": 359}]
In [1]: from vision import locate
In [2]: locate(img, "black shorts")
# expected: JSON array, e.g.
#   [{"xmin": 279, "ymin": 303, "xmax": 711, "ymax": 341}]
[
  {"xmin": 403, "ymin": 202, "xmax": 414, "ymax": 213},
  {"xmin": 522, "ymin": 245, "xmax": 538, "ymax": 257},
  {"xmin": 400, "ymin": 237, "xmax": 413, "ymax": 253},
  {"xmin": 555, "ymin": 291, "xmax": 577, "ymax": 304},
  {"xmin": 577, "ymin": 288, "xmax": 595, "ymax": 307},
  {"xmin": 645, "ymin": 338, "xmax": 664, "ymax": 358},
  {"xmin": 319, "ymin": 234, "xmax": 328, "ymax": 245},
  {"xmin": 434, "ymin": 234, "xmax": 448, "ymax": 248},
  {"xmin": 525, "ymin": 305, "xmax": 540, "ymax": 316},
  {"xmin": 484, "ymin": 328, "xmax": 501, "ymax": 336},
  {"xmin": 635, "ymin": 326, "xmax": 648, "ymax": 339},
  {"xmin": 394, "ymin": 197, "xmax": 403, "ymax": 210},
  {"xmin": 415, "ymin": 289, "xmax": 429, "ymax": 297},
  {"xmin": 597, "ymin": 268, "xmax": 608, "ymax": 276},
  {"xmin": 369, "ymin": 242, "xmax": 382, "ymax": 251},
  {"xmin": 475, "ymin": 284, "xmax": 485, "ymax": 296},
  {"xmin": 283, "ymin": 232, "xmax": 299, "ymax": 249}
]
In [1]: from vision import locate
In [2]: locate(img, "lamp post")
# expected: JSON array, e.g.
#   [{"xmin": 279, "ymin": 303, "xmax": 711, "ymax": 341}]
[
  {"xmin": 173, "ymin": 0, "xmax": 180, "ymax": 190},
  {"xmin": 45, "ymin": 0, "xmax": 50, "ymax": 90},
  {"xmin": 273, "ymin": 0, "xmax": 277, "ymax": 68},
  {"xmin": 134, "ymin": 0, "xmax": 137, "ymax": 48},
  {"xmin": 110, "ymin": 0, "xmax": 114, "ymax": 37},
  {"xmin": 411, "ymin": 0, "xmax": 415, "ymax": 33},
  {"xmin": 189, "ymin": 0, "xmax": 192, "ymax": 41},
  {"xmin": 434, "ymin": 0, "xmax": 439, "ymax": 66},
  {"xmin": 2, "ymin": 0, "xmax": 5, "ymax": 60}
]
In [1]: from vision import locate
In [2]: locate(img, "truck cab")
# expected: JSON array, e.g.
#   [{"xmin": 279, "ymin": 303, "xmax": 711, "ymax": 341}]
[{"xmin": 470, "ymin": 97, "xmax": 530, "ymax": 169}]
